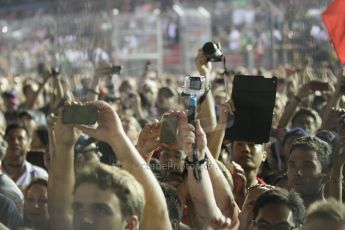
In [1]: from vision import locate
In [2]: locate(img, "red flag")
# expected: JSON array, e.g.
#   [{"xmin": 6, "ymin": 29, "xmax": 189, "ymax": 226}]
[{"xmin": 322, "ymin": 0, "xmax": 345, "ymax": 64}]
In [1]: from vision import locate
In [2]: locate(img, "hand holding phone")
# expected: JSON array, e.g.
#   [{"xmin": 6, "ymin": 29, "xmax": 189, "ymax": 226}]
[
  {"xmin": 160, "ymin": 114, "xmax": 178, "ymax": 144},
  {"xmin": 62, "ymin": 105, "xmax": 99, "ymax": 125}
]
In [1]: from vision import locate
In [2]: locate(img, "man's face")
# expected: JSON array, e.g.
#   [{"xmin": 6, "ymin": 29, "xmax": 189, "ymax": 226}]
[
  {"xmin": 157, "ymin": 91, "xmax": 176, "ymax": 111},
  {"xmin": 252, "ymin": 203, "xmax": 296, "ymax": 230},
  {"xmin": 73, "ymin": 183, "xmax": 130, "ymax": 230},
  {"xmin": 159, "ymin": 147, "xmax": 186, "ymax": 187},
  {"xmin": 292, "ymin": 114, "xmax": 316, "ymax": 135},
  {"xmin": 287, "ymin": 148, "xmax": 324, "ymax": 196},
  {"xmin": 304, "ymin": 219, "xmax": 345, "ymax": 230},
  {"xmin": 4, "ymin": 128, "xmax": 31, "ymax": 165},
  {"xmin": 232, "ymin": 141, "xmax": 266, "ymax": 171}
]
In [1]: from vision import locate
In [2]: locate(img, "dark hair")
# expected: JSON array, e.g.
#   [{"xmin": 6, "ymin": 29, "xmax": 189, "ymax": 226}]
[
  {"xmin": 291, "ymin": 108, "xmax": 320, "ymax": 127},
  {"xmin": 290, "ymin": 136, "xmax": 331, "ymax": 172},
  {"xmin": 253, "ymin": 188, "xmax": 305, "ymax": 226},
  {"xmin": 25, "ymin": 178, "xmax": 48, "ymax": 196},
  {"xmin": 74, "ymin": 163, "xmax": 145, "ymax": 220},
  {"xmin": 35, "ymin": 127, "xmax": 49, "ymax": 147},
  {"xmin": 4, "ymin": 123, "xmax": 30, "ymax": 139},
  {"xmin": 160, "ymin": 183, "xmax": 182, "ymax": 221}
]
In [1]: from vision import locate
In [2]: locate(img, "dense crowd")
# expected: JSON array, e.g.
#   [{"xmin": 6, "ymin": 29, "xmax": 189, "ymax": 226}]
[
  {"xmin": 0, "ymin": 41, "xmax": 344, "ymax": 230},
  {"xmin": 1, "ymin": 1, "xmax": 345, "ymax": 230}
]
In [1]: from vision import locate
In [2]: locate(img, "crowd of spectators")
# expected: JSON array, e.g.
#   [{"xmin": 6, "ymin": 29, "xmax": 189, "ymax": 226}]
[
  {"xmin": 0, "ymin": 0, "xmax": 336, "ymax": 76},
  {"xmin": 0, "ymin": 0, "xmax": 345, "ymax": 230}
]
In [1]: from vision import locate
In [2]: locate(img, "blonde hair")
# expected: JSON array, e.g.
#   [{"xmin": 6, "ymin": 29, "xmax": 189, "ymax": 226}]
[{"xmin": 305, "ymin": 198, "xmax": 345, "ymax": 224}]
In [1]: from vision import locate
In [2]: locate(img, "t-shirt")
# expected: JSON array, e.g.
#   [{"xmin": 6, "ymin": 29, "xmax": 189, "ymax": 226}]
[
  {"xmin": 0, "ymin": 173, "xmax": 24, "ymax": 216},
  {"xmin": 4, "ymin": 161, "xmax": 48, "ymax": 191},
  {"xmin": 0, "ymin": 193, "xmax": 22, "ymax": 229}
]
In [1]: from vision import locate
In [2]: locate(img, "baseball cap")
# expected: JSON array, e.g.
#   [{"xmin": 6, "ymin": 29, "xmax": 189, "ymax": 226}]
[{"xmin": 282, "ymin": 128, "xmax": 309, "ymax": 146}]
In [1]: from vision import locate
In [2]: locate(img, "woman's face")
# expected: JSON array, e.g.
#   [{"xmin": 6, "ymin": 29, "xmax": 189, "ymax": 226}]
[{"xmin": 24, "ymin": 183, "xmax": 49, "ymax": 225}]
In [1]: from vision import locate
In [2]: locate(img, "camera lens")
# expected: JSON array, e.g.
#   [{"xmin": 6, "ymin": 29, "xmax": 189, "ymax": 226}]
[
  {"xmin": 202, "ymin": 42, "xmax": 217, "ymax": 56},
  {"xmin": 202, "ymin": 42, "xmax": 223, "ymax": 62}
]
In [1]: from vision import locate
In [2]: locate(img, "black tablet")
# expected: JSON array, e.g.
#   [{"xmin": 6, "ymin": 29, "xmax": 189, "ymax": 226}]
[{"xmin": 225, "ymin": 75, "xmax": 277, "ymax": 143}]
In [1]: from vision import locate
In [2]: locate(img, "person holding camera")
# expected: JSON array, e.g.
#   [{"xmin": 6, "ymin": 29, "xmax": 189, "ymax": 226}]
[{"xmin": 48, "ymin": 101, "xmax": 171, "ymax": 230}]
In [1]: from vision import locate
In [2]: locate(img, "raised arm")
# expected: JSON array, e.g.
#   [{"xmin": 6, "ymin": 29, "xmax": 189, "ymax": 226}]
[
  {"xmin": 327, "ymin": 110, "xmax": 345, "ymax": 201},
  {"xmin": 208, "ymin": 100, "xmax": 235, "ymax": 159},
  {"xmin": 23, "ymin": 67, "xmax": 52, "ymax": 109},
  {"xmin": 321, "ymin": 73, "xmax": 345, "ymax": 129},
  {"xmin": 278, "ymin": 82, "xmax": 314, "ymax": 130},
  {"xmin": 136, "ymin": 119, "xmax": 161, "ymax": 163},
  {"xmin": 48, "ymin": 110, "xmax": 80, "ymax": 230},
  {"xmin": 195, "ymin": 49, "xmax": 217, "ymax": 135},
  {"xmin": 178, "ymin": 112, "xmax": 232, "ymax": 229},
  {"xmin": 205, "ymin": 148, "xmax": 240, "ymax": 229},
  {"xmin": 77, "ymin": 101, "xmax": 171, "ymax": 230},
  {"xmin": 85, "ymin": 63, "xmax": 113, "ymax": 101}
]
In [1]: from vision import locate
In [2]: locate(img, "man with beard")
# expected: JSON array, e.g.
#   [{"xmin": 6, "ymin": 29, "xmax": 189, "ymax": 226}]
[
  {"xmin": 287, "ymin": 136, "xmax": 331, "ymax": 208},
  {"xmin": 2, "ymin": 124, "xmax": 48, "ymax": 191}
]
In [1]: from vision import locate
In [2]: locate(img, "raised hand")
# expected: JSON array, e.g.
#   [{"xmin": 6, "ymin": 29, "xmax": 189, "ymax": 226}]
[
  {"xmin": 53, "ymin": 106, "xmax": 81, "ymax": 147},
  {"xmin": 195, "ymin": 48, "xmax": 212, "ymax": 78},
  {"xmin": 76, "ymin": 101, "xmax": 125, "ymax": 144},
  {"xmin": 218, "ymin": 99, "xmax": 235, "ymax": 128},
  {"xmin": 209, "ymin": 216, "xmax": 232, "ymax": 229},
  {"xmin": 178, "ymin": 111, "xmax": 207, "ymax": 158},
  {"xmin": 137, "ymin": 119, "xmax": 161, "ymax": 159},
  {"xmin": 335, "ymin": 108, "xmax": 345, "ymax": 167}
]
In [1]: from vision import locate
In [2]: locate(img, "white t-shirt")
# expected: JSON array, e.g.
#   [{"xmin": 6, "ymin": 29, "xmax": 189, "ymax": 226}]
[{"xmin": 13, "ymin": 161, "xmax": 48, "ymax": 191}]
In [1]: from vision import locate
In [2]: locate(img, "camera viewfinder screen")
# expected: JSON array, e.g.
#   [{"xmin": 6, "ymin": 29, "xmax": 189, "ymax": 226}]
[{"xmin": 190, "ymin": 79, "xmax": 202, "ymax": 90}]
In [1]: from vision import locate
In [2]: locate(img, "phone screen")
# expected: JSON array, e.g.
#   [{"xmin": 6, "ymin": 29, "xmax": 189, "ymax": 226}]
[
  {"xmin": 160, "ymin": 114, "xmax": 178, "ymax": 144},
  {"xmin": 62, "ymin": 105, "xmax": 99, "ymax": 125},
  {"xmin": 112, "ymin": 65, "xmax": 122, "ymax": 75}
]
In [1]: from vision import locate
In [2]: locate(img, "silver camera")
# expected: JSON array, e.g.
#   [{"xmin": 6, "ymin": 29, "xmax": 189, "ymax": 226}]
[{"xmin": 183, "ymin": 75, "xmax": 205, "ymax": 96}]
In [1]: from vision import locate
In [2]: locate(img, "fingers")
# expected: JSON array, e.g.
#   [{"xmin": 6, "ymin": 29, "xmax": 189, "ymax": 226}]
[
  {"xmin": 84, "ymin": 100, "xmax": 110, "ymax": 109},
  {"xmin": 195, "ymin": 119, "xmax": 205, "ymax": 137},
  {"xmin": 211, "ymin": 216, "xmax": 232, "ymax": 229}
]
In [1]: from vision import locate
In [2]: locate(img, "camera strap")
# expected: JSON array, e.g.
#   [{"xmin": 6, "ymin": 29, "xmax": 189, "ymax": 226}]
[{"xmin": 222, "ymin": 56, "xmax": 231, "ymax": 101}]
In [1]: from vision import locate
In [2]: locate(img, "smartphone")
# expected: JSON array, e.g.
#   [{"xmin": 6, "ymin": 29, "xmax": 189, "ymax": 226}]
[
  {"xmin": 160, "ymin": 114, "xmax": 178, "ymax": 144},
  {"xmin": 309, "ymin": 81, "xmax": 329, "ymax": 91},
  {"xmin": 112, "ymin": 65, "xmax": 122, "ymax": 75},
  {"xmin": 62, "ymin": 105, "xmax": 99, "ymax": 125}
]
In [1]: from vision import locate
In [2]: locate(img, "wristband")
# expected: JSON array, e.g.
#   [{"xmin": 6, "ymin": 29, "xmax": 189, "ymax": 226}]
[{"xmin": 185, "ymin": 154, "xmax": 208, "ymax": 168}]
